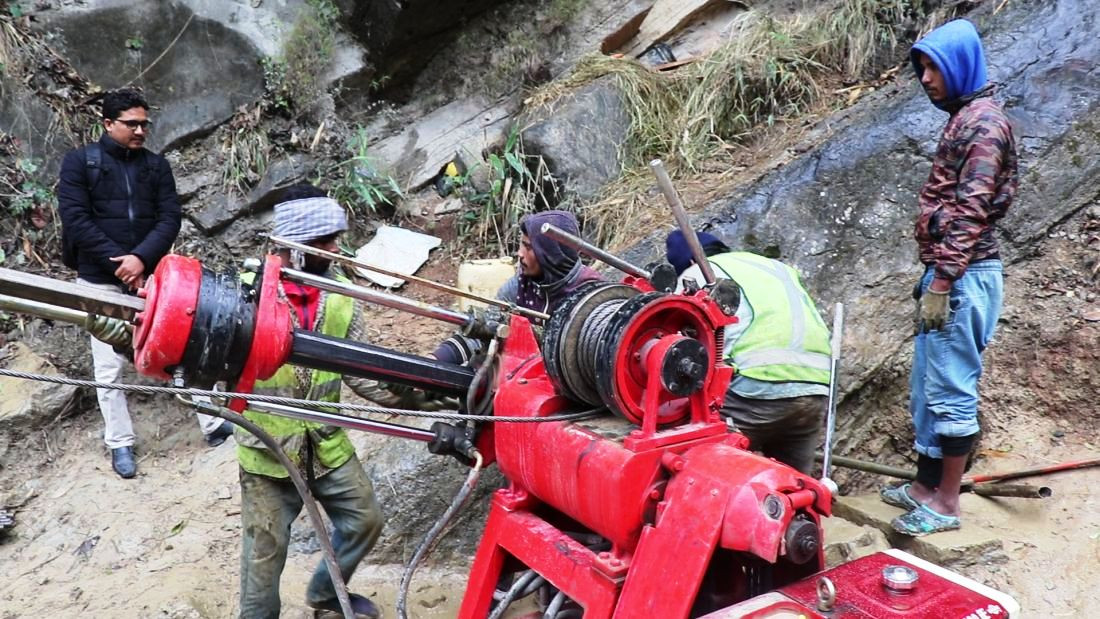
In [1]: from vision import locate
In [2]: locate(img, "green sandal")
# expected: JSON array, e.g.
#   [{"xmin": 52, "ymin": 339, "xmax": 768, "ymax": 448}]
[
  {"xmin": 879, "ymin": 482, "xmax": 920, "ymax": 510},
  {"xmin": 891, "ymin": 504, "xmax": 961, "ymax": 536}
]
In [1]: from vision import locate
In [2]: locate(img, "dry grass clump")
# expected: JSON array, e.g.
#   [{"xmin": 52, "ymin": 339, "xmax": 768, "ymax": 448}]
[{"xmin": 527, "ymin": 0, "xmax": 957, "ymax": 248}]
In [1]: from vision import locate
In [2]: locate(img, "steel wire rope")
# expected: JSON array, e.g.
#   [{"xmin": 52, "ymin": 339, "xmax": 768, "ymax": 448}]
[{"xmin": 0, "ymin": 368, "xmax": 601, "ymax": 423}]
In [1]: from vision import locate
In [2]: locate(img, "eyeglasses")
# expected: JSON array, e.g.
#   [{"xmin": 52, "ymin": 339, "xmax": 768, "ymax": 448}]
[{"xmin": 112, "ymin": 119, "xmax": 152, "ymax": 130}]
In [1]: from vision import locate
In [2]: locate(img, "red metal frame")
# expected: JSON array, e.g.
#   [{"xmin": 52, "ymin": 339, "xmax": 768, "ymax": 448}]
[{"xmin": 459, "ymin": 286, "xmax": 832, "ymax": 619}]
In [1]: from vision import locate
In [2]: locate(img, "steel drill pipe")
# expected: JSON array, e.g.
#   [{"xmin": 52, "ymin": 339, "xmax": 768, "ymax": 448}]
[
  {"xmin": 0, "ymin": 266, "xmax": 144, "ymax": 320},
  {"xmin": 968, "ymin": 483, "xmax": 1053, "ymax": 499},
  {"xmin": 539, "ymin": 223, "xmax": 652, "ymax": 279},
  {"xmin": 290, "ymin": 330, "xmax": 475, "ymax": 397},
  {"xmin": 0, "ymin": 293, "xmax": 91, "ymax": 325},
  {"xmin": 270, "ymin": 236, "xmax": 549, "ymax": 322},
  {"xmin": 649, "ymin": 159, "xmax": 716, "ymax": 285},
  {"xmin": 282, "ymin": 268, "xmax": 471, "ymax": 327}
]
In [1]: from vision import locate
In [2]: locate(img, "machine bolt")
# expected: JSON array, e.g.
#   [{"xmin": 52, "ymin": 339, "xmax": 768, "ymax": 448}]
[
  {"xmin": 518, "ymin": 378, "xmax": 527, "ymax": 385},
  {"xmin": 673, "ymin": 460, "xmax": 685, "ymax": 472},
  {"xmin": 763, "ymin": 495, "xmax": 784, "ymax": 519},
  {"xmin": 598, "ymin": 551, "xmax": 611, "ymax": 560},
  {"xmin": 185, "ymin": 307, "xmax": 194, "ymax": 315},
  {"xmin": 650, "ymin": 489, "xmax": 661, "ymax": 499},
  {"xmin": 710, "ymin": 488, "xmax": 718, "ymax": 497},
  {"xmin": 668, "ymin": 381, "xmax": 681, "ymax": 391}
]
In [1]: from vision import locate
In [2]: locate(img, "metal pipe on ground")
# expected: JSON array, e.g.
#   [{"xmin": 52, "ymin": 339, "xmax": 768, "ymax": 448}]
[
  {"xmin": 969, "ymin": 483, "xmax": 1053, "ymax": 499},
  {"xmin": 539, "ymin": 223, "xmax": 652, "ymax": 279},
  {"xmin": 649, "ymin": 159, "xmax": 716, "ymax": 285},
  {"xmin": 963, "ymin": 457, "xmax": 1100, "ymax": 485},
  {"xmin": 814, "ymin": 454, "xmax": 1052, "ymax": 499}
]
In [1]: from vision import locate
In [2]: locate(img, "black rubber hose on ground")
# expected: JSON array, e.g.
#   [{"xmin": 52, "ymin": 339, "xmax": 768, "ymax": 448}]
[
  {"xmin": 396, "ymin": 449, "xmax": 484, "ymax": 619},
  {"xmin": 178, "ymin": 396, "xmax": 355, "ymax": 619}
]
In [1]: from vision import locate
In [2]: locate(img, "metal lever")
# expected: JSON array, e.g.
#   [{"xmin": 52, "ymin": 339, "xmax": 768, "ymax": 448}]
[
  {"xmin": 649, "ymin": 159, "xmax": 717, "ymax": 286},
  {"xmin": 539, "ymin": 223, "xmax": 651, "ymax": 279},
  {"xmin": 270, "ymin": 236, "xmax": 549, "ymax": 322},
  {"xmin": 820, "ymin": 302, "xmax": 844, "ymax": 493}
]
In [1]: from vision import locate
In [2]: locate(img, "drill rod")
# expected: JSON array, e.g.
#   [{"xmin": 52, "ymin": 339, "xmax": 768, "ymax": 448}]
[
  {"xmin": 539, "ymin": 223, "xmax": 652, "ymax": 279},
  {"xmin": 282, "ymin": 268, "xmax": 472, "ymax": 327},
  {"xmin": 815, "ymin": 454, "xmax": 1051, "ymax": 499},
  {"xmin": 0, "ymin": 266, "xmax": 144, "ymax": 320},
  {"xmin": 0, "ymin": 293, "xmax": 92, "ymax": 326},
  {"xmin": 271, "ymin": 236, "xmax": 548, "ymax": 322},
  {"xmin": 649, "ymin": 159, "xmax": 716, "ymax": 285}
]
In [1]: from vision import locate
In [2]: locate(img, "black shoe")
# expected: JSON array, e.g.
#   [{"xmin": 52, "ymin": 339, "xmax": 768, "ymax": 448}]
[
  {"xmin": 111, "ymin": 447, "xmax": 137, "ymax": 479},
  {"xmin": 309, "ymin": 593, "xmax": 381, "ymax": 619},
  {"xmin": 205, "ymin": 421, "xmax": 234, "ymax": 447}
]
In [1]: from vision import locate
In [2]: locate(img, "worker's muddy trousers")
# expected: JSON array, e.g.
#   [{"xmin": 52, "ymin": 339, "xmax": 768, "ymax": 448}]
[{"xmin": 238, "ymin": 455, "xmax": 383, "ymax": 619}]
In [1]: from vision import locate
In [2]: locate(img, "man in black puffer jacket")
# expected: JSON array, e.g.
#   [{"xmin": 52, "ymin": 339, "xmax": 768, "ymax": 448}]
[{"xmin": 57, "ymin": 89, "xmax": 231, "ymax": 479}]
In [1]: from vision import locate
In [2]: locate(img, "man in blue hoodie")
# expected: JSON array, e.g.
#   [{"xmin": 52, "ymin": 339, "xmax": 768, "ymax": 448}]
[{"xmin": 879, "ymin": 20, "xmax": 1018, "ymax": 536}]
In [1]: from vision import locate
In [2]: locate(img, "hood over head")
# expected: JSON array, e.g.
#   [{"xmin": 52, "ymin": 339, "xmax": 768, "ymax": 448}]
[
  {"xmin": 520, "ymin": 210, "xmax": 582, "ymax": 283},
  {"xmin": 911, "ymin": 19, "xmax": 988, "ymax": 110},
  {"xmin": 665, "ymin": 229, "xmax": 728, "ymax": 276}
]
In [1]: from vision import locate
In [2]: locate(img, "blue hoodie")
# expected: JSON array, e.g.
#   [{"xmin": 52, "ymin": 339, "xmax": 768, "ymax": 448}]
[{"xmin": 910, "ymin": 19, "xmax": 988, "ymax": 109}]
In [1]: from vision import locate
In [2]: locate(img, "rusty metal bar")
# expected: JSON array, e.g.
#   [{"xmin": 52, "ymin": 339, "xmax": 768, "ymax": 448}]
[
  {"xmin": 649, "ymin": 159, "xmax": 716, "ymax": 285},
  {"xmin": 282, "ymin": 267, "xmax": 472, "ymax": 327},
  {"xmin": 271, "ymin": 235, "xmax": 548, "ymax": 322}
]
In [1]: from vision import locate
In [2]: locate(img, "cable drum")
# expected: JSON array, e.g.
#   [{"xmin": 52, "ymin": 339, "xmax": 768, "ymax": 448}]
[{"xmin": 543, "ymin": 282, "xmax": 640, "ymax": 409}]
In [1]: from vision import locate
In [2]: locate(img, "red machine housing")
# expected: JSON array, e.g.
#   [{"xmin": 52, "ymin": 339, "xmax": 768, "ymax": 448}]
[
  {"xmin": 460, "ymin": 286, "xmax": 833, "ymax": 618},
  {"xmin": 699, "ymin": 549, "xmax": 1020, "ymax": 618}
]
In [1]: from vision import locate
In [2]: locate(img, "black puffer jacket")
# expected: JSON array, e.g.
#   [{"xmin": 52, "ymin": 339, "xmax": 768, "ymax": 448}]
[{"xmin": 57, "ymin": 135, "xmax": 181, "ymax": 285}]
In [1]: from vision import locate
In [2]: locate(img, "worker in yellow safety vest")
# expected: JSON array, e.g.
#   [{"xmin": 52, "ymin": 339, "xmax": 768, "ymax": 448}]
[
  {"xmin": 237, "ymin": 183, "xmax": 441, "ymax": 619},
  {"xmin": 666, "ymin": 230, "xmax": 832, "ymax": 475}
]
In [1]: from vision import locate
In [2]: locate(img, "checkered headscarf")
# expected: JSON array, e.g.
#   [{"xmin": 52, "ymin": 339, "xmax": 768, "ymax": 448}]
[{"xmin": 273, "ymin": 197, "xmax": 348, "ymax": 243}]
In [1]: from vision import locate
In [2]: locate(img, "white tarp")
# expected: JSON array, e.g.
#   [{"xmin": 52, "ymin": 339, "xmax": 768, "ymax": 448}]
[{"xmin": 354, "ymin": 226, "xmax": 442, "ymax": 288}]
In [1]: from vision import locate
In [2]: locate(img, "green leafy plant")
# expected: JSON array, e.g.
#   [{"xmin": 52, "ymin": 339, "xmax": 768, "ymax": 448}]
[
  {"xmin": 3, "ymin": 157, "xmax": 53, "ymax": 217},
  {"xmin": 456, "ymin": 126, "xmax": 557, "ymax": 256},
  {"xmin": 329, "ymin": 127, "xmax": 403, "ymax": 217},
  {"xmin": 125, "ymin": 36, "xmax": 143, "ymax": 51},
  {"xmin": 261, "ymin": 0, "xmax": 339, "ymax": 115}
]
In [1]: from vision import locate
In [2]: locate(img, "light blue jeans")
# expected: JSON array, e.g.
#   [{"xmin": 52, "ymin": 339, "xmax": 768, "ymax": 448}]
[{"xmin": 910, "ymin": 261, "xmax": 1003, "ymax": 458}]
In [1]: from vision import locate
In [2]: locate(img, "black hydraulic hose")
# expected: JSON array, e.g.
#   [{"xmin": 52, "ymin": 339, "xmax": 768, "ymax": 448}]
[
  {"xmin": 396, "ymin": 450, "xmax": 484, "ymax": 619},
  {"xmin": 178, "ymin": 396, "xmax": 355, "ymax": 619},
  {"xmin": 466, "ymin": 337, "xmax": 500, "ymax": 414},
  {"xmin": 488, "ymin": 569, "xmax": 541, "ymax": 619}
]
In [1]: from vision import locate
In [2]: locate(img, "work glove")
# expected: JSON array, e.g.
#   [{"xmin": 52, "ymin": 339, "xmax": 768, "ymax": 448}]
[{"xmin": 919, "ymin": 289, "xmax": 950, "ymax": 333}]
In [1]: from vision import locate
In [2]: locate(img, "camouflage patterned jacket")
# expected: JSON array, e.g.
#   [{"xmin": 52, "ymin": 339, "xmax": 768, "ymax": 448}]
[{"xmin": 915, "ymin": 86, "xmax": 1018, "ymax": 282}]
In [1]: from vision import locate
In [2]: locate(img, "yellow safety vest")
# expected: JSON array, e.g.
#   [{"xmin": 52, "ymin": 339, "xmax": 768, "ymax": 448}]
[
  {"xmin": 235, "ymin": 272, "xmax": 356, "ymax": 478},
  {"xmin": 708, "ymin": 252, "xmax": 831, "ymax": 385}
]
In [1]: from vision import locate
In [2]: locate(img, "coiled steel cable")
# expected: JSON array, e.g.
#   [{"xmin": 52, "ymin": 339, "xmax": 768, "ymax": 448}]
[{"xmin": 571, "ymin": 297, "xmax": 629, "ymax": 406}]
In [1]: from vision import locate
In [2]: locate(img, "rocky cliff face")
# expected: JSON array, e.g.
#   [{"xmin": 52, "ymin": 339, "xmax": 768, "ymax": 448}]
[{"xmin": 620, "ymin": 0, "xmax": 1100, "ymax": 480}]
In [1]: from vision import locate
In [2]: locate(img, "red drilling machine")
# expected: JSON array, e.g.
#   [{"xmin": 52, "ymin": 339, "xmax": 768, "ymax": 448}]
[{"xmin": 0, "ymin": 219, "xmax": 1019, "ymax": 618}]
